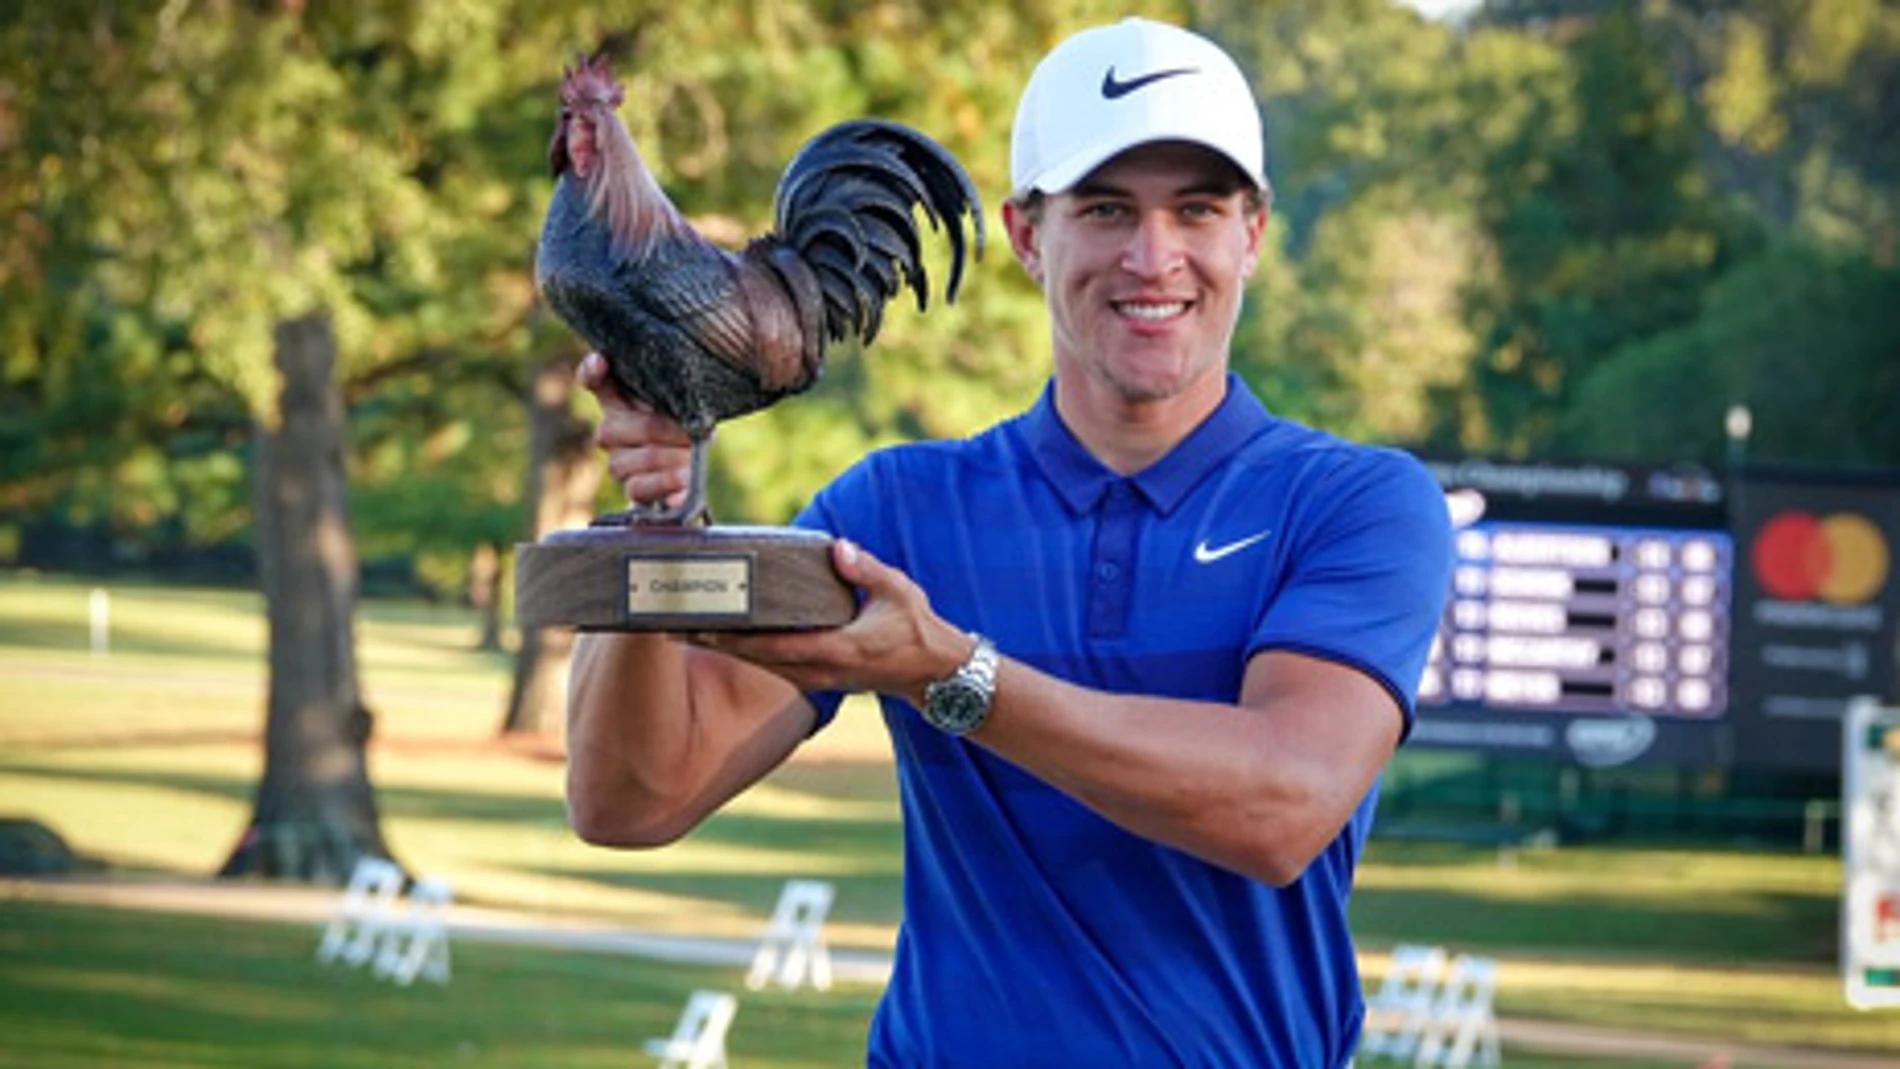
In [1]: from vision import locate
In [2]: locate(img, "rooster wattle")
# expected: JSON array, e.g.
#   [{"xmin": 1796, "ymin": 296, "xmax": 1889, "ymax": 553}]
[{"xmin": 535, "ymin": 54, "xmax": 985, "ymax": 525}]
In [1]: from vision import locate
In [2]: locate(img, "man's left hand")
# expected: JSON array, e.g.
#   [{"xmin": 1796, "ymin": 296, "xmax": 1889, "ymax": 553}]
[{"xmin": 688, "ymin": 540, "xmax": 973, "ymax": 705}]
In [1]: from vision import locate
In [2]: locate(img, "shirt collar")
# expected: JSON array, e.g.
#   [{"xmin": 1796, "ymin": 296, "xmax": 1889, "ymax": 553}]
[{"xmin": 1019, "ymin": 371, "xmax": 1273, "ymax": 516}]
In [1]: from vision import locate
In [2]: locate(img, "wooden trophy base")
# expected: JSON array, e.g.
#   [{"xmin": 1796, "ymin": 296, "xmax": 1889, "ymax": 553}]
[{"xmin": 514, "ymin": 524, "xmax": 857, "ymax": 632}]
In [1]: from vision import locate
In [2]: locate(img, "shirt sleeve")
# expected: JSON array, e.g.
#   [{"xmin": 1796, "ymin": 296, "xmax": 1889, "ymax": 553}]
[{"xmin": 1248, "ymin": 447, "xmax": 1452, "ymax": 740}]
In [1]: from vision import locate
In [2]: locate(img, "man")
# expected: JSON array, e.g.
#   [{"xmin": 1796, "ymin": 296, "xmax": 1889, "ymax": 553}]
[{"xmin": 567, "ymin": 17, "xmax": 1451, "ymax": 1067}]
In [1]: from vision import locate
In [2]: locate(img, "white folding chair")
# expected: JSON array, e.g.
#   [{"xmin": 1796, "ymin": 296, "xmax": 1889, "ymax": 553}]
[
  {"xmin": 315, "ymin": 856, "xmax": 403, "ymax": 967},
  {"xmin": 1358, "ymin": 943, "xmax": 1449, "ymax": 1062},
  {"xmin": 373, "ymin": 875, "xmax": 454, "ymax": 986},
  {"xmin": 643, "ymin": 989, "xmax": 738, "ymax": 1069},
  {"xmin": 745, "ymin": 878, "xmax": 834, "ymax": 991},
  {"xmin": 1411, "ymin": 953, "xmax": 1502, "ymax": 1069}
]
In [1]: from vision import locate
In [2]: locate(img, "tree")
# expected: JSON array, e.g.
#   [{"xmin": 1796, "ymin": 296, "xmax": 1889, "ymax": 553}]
[
  {"xmin": 502, "ymin": 350, "xmax": 599, "ymax": 737},
  {"xmin": 1458, "ymin": 4, "xmax": 1738, "ymax": 456},
  {"xmin": 222, "ymin": 313, "xmax": 394, "ymax": 878},
  {"xmin": 0, "ymin": 7, "xmax": 254, "ymax": 566},
  {"xmin": 1468, "ymin": 0, "xmax": 1900, "ymax": 468},
  {"xmin": 1692, "ymin": 0, "xmax": 1900, "ymax": 248},
  {"xmin": 2, "ymin": 1, "xmax": 555, "ymax": 877},
  {"xmin": 1195, "ymin": 0, "xmax": 1493, "ymax": 443},
  {"xmin": 1565, "ymin": 240, "xmax": 1900, "ymax": 468}
]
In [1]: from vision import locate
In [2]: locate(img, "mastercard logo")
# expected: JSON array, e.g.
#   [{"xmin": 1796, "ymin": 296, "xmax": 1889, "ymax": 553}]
[{"xmin": 1750, "ymin": 511, "xmax": 1890, "ymax": 604}]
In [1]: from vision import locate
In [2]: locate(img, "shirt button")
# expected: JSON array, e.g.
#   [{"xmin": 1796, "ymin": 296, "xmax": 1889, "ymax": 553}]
[{"xmin": 1097, "ymin": 561, "xmax": 1121, "ymax": 581}]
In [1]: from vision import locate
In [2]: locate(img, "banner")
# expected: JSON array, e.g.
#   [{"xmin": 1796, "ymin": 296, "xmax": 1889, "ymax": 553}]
[{"xmin": 1729, "ymin": 470, "xmax": 1900, "ymax": 772}]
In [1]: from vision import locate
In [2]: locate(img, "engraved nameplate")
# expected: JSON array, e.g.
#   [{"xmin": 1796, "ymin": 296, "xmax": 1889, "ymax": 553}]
[{"xmin": 624, "ymin": 555, "xmax": 754, "ymax": 619}]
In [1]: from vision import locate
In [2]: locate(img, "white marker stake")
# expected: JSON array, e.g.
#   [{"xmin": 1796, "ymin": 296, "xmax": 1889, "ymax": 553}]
[{"xmin": 89, "ymin": 588, "xmax": 109, "ymax": 657}]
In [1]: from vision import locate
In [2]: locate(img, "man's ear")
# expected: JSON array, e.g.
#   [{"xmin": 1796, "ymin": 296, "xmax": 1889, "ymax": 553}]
[
  {"xmin": 1002, "ymin": 198, "xmax": 1043, "ymax": 284},
  {"xmin": 1241, "ymin": 204, "xmax": 1268, "ymax": 280}
]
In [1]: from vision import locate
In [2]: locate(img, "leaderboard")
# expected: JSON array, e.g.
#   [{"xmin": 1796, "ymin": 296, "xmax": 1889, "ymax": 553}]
[{"xmin": 1418, "ymin": 520, "xmax": 1735, "ymax": 718}]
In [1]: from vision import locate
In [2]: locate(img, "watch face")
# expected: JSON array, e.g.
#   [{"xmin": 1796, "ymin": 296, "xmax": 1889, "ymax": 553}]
[
  {"xmin": 924, "ymin": 634, "xmax": 997, "ymax": 736},
  {"xmin": 930, "ymin": 681, "xmax": 988, "ymax": 734}
]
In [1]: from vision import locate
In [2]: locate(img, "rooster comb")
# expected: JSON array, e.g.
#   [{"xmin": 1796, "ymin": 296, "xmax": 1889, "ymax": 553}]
[{"xmin": 560, "ymin": 52, "xmax": 623, "ymax": 109}]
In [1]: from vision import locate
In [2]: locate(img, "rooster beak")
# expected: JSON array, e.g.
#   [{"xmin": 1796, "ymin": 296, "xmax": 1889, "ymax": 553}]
[{"xmin": 563, "ymin": 114, "xmax": 600, "ymax": 180}]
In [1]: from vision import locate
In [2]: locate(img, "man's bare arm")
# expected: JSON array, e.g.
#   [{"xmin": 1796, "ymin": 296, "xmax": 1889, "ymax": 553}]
[
  {"xmin": 968, "ymin": 648, "xmax": 1399, "ymax": 885},
  {"xmin": 696, "ymin": 541, "xmax": 1402, "ymax": 886},
  {"xmin": 565, "ymin": 631, "xmax": 814, "ymax": 846}
]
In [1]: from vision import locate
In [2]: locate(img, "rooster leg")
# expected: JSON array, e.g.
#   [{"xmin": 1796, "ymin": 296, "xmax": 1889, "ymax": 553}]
[
  {"xmin": 668, "ymin": 437, "xmax": 711, "ymax": 526},
  {"xmin": 591, "ymin": 436, "xmax": 712, "ymax": 528}
]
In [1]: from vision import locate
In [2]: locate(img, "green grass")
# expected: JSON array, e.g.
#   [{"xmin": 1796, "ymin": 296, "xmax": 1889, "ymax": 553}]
[
  {"xmin": 5, "ymin": 571, "xmax": 1900, "ymax": 1066},
  {"xmin": 0, "ymin": 898, "xmax": 879, "ymax": 1069},
  {"xmin": 0, "ymin": 896, "xmax": 1716, "ymax": 1069},
  {"xmin": 0, "ymin": 573, "xmax": 902, "ymax": 941},
  {"xmin": 1350, "ymin": 843, "xmax": 1899, "ymax": 1054}
]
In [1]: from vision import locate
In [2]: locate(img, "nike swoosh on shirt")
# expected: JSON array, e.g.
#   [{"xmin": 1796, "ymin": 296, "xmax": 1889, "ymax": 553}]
[
  {"xmin": 1194, "ymin": 529, "xmax": 1274, "ymax": 564},
  {"xmin": 1100, "ymin": 66, "xmax": 1198, "ymax": 100}
]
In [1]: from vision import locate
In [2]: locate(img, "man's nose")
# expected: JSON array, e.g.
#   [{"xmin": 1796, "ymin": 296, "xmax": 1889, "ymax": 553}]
[{"xmin": 1120, "ymin": 214, "xmax": 1185, "ymax": 278}]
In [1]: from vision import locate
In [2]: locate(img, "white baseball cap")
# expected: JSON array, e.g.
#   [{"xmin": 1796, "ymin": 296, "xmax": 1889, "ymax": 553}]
[{"xmin": 1010, "ymin": 18, "xmax": 1266, "ymax": 197}]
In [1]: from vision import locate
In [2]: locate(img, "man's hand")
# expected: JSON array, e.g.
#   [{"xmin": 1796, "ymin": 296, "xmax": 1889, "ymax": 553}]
[
  {"xmin": 690, "ymin": 540, "xmax": 975, "ymax": 706},
  {"xmin": 576, "ymin": 351, "xmax": 696, "ymax": 510}
]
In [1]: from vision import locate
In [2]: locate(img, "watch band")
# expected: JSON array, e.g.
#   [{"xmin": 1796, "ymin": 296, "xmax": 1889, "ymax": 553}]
[{"xmin": 921, "ymin": 632, "xmax": 999, "ymax": 736}]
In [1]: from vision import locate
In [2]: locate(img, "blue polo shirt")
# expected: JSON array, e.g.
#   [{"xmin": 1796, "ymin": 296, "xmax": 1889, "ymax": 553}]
[{"xmin": 795, "ymin": 373, "xmax": 1451, "ymax": 1068}]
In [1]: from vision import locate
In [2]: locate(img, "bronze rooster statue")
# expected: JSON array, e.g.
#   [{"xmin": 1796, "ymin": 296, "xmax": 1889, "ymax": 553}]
[{"xmin": 535, "ymin": 54, "xmax": 985, "ymax": 525}]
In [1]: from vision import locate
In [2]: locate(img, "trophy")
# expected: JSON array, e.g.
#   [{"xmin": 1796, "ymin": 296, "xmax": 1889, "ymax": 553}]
[{"xmin": 513, "ymin": 55, "xmax": 982, "ymax": 631}]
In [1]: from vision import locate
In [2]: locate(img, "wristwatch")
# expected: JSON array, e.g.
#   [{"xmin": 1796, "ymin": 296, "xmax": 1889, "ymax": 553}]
[{"xmin": 921, "ymin": 632, "xmax": 999, "ymax": 736}]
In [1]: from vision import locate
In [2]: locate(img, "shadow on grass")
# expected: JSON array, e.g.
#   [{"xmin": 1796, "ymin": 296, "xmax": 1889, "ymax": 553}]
[
  {"xmin": 0, "ymin": 613, "xmax": 260, "ymax": 662},
  {"xmin": 0, "ymin": 761, "xmax": 262, "ymax": 806},
  {"xmin": 0, "ymin": 758, "xmax": 903, "ymax": 922},
  {"xmin": 0, "ymin": 758, "xmax": 898, "ymax": 837},
  {"xmin": 0, "ymin": 761, "xmax": 576, "ymax": 826}
]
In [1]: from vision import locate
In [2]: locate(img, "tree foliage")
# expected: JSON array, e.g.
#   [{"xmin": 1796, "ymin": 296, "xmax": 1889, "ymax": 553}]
[
  {"xmin": 1567, "ymin": 240, "xmax": 1900, "ymax": 466},
  {"xmin": 8, "ymin": 0, "xmax": 1898, "ymax": 563},
  {"xmin": 1466, "ymin": 0, "xmax": 1899, "ymax": 466}
]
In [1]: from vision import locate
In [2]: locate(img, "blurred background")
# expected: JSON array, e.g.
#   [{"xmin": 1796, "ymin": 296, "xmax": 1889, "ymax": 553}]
[{"xmin": 3, "ymin": 0, "xmax": 1899, "ymax": 1066}]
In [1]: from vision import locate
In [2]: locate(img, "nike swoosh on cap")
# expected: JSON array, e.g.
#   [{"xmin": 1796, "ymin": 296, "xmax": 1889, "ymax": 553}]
[
  {"xmin": 1100, "ymin": 65, "xmax": 1198, "ymax": 100},
  {"xmin": 1193, "ymin": 529, "xmax": 1273, "ymax": 564}
]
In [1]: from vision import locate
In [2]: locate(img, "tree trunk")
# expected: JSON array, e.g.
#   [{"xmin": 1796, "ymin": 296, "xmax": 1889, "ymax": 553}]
[
  {"xmin": 501, "ymin": 351, "xmax": 601, "ymax": 738},
  {"xmin": 220, "ymin": 311, "xmax": 393, "ymax": 883}
]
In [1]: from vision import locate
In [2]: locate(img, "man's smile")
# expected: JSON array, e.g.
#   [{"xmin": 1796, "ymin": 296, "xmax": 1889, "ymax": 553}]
[{"xmin": 1113, "ymin": 299, "xmax": 1191, "ymax": 322}]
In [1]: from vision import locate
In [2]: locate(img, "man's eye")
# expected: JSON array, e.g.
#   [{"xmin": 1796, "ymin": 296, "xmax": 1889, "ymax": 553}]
[{"xmin": 1081, "ymin": 202, "xmax": 1127, "ymax": 220}]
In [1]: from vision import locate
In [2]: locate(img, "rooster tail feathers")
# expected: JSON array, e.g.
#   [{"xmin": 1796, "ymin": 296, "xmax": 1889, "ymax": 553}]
[
  {"xmin": 806, "ymin": 242, "xmax": 873, "ymax": 342},
  {"xmin": 780, "ymin": 144, "xmax": 935, "ymax": 222},
  {"xmin": 785, "ymin": 206, "xmax": 867, "ymax": 268},
  {"xmin": 914, "ymin": 164, "xmax": 978, "ymax": 302},
  {"xmin": 772, "ymin": 119, "xmax": 984, "ymax": 347}
]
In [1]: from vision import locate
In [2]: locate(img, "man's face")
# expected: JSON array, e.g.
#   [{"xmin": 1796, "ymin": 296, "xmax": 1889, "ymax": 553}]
[{"xmin": 1006, "ymin": 142, "xmax": 1267, "ymax": 407}]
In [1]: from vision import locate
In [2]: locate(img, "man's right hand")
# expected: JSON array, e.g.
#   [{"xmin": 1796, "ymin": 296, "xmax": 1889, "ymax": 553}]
[{"xmin": 576, "ymin": 351, "xmax": 696, "ymax": 511}]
